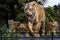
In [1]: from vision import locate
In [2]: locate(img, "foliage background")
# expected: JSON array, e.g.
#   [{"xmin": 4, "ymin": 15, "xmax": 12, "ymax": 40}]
[{"xmin": 0, "ymin": 0, "xmax": 60, "ymax": 39}]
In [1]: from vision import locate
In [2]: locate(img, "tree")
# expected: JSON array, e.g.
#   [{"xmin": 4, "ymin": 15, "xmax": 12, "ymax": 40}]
[{"xmin": 45, "ymin": 6, "xmax": 55, "ymax": 22}]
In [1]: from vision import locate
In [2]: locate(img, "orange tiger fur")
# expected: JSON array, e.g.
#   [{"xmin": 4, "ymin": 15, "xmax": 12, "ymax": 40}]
[{"xmin": 24, "ymin": 1, "xmax": 45, "ymax": 37}]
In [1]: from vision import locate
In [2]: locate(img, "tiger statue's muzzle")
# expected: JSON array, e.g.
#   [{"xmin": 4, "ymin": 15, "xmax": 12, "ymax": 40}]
[{"xmin": 25, "ymin": 12, "xmax": 37, "ymax": 24}]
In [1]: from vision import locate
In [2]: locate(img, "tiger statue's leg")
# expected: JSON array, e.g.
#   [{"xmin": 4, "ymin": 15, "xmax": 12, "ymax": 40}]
[
  {"xmin": 28, "ymin": 21, "xmax": 34, "ymax": 36},
  {"xmin": 32, "ymin": 21, "xmax": 41, "ymax": 37},
  {"xmin": 28, "ymin": 21, "xmax": 41, "ymax": 37},
  {"xmin": 41, "ymin": 17, "xmax": 45, "ymax": 36},
  {"xmin": 52, "ymin": 28, "xmax": 57, "ymax": 35}
]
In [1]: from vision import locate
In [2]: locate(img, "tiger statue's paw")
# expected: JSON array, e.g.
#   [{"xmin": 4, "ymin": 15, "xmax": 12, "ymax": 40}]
[{"xmin": 33, "ymin": 34, "xmax": 40, "ymax": 38}]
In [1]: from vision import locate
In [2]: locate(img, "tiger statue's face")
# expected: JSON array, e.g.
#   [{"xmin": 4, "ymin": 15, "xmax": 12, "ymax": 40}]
[
  {"xmin": 24, "ymin": 2, "xmax": 36, "ymax": 15},
  {"xmin": 24, "ymin": 1, "xmax": 37, "ymax": 23}
]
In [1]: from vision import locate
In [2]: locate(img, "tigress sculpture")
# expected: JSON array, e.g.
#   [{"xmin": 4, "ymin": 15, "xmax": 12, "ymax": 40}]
[
  {"xmin": 8, "ymin": 20, "xmax": 29, "ymax": 37},
  {"xmin": 24, "ymin": 1, "xmax": 45, "ymax": 37}
]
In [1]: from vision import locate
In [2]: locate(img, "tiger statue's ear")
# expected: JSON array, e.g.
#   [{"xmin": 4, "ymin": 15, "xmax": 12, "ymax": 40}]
[
  {"xmin": 23, "ymin": 3, "xmax": 26, "ymax": 6},
  {"xmin": 23, "ymin": 3, "xmax": 25, "ymax": 5}
]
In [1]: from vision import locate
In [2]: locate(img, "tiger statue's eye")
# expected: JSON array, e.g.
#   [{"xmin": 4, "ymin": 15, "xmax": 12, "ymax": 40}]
[
  {"xmin": 33, "ymin": 3, "xmax": 35, "ymax": 6},
  {"xmin": 25, "ymin": 8, "xmax": 27, "ymax": 10}
]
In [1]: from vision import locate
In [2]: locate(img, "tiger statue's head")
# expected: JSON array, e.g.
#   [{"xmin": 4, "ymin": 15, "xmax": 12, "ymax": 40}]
[
  {"xmin": 24, "ymin": 1, "xmax": 36, "ymax": 15},
  {"xmin": 24, "ymin": 1, "xmax": 38, "ymax": 23}
]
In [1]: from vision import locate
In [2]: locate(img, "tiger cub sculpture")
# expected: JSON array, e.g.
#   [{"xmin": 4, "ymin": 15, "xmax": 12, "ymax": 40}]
[{"xmin": 46, "ymin": 21, "xmax": 57, "ymax": 35}]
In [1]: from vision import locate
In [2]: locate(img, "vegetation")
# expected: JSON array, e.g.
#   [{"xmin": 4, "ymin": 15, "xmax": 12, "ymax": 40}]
[{"xmin": 0, "ymin": 0, "xmax": 60, "ymax": 39}]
